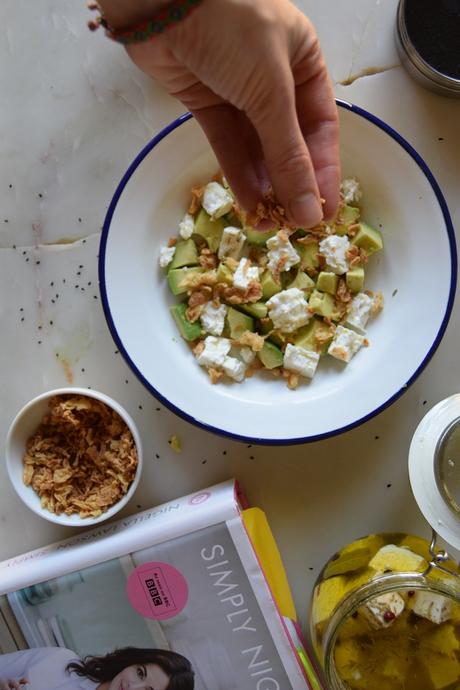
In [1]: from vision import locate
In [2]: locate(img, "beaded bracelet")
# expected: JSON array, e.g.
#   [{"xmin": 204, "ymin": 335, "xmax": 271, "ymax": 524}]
[{"xmin": 87, "ymin": 0, "xmax": 203, "ymax": 44}]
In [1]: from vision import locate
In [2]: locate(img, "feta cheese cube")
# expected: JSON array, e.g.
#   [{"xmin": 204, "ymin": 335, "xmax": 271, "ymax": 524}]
[
  {"xmin": 200, "ymin": 302, "xmax": 227, "ymax": 336},
  {"xmin": 411, "ymin": 591, "xmax": 452, "ymax": 624},
  {"xmin": 345, "ymin": 292, "xmax": 374, "ymax": 333},
  {"xmin": 283, "ymin": 344, "xmax": 320, "ymax": 379},
  {"xmin": 159, "ymin": 245, "xmax": 176, "ymax": 268},
  {"xmin": 341, "ymin": 178, "xmax": 362, "ymax": 204},
  {"xmin": 328, "ymin": 325, "xmax": 365, "ymax": 363},
  {"xmin": 239, "ymin": 346, "xmax": 256, "ymax": 364},
  {"xmin": 319, "ymin": 235, "xmax": 350, "ymax": 275},
  {"xmin": 233, "ymin": 258, "xmax": 260, "ymax": 290},
  {"xmin": 266, "ymin": 232, "xmax": 300, "ymax": 274},
  {"xmin": 222, "ymin": 355, "xmax": 246, "ymax": 382},
  {"xmin": 196, "ymin": 336, "xmax": 231, "ymax": 368},
  {"xmin": 218, "ymin": 226, "xmax": 245, "ymax": 261},
  {"xmin": 266, "ymin": 288, "xmax": 311, "ymax": 333},
  {"xmin": 362, "ymin": 592, "xmax": 406, "ymax": 629},
  {"xmin": 202, "ymin": 181, "xmax": 233, "ymax": 219},
  {"xmin": 178, "ymin": 213, "xmax": 195, "ymax": 240}
]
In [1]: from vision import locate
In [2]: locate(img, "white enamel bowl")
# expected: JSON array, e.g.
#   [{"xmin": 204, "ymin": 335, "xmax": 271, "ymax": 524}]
[
  {"xmin": 99, "ymin": 102, "xmax": 456, "ymax": 444},
  {"xmin": 6, "ymin": 388, "xmax": 143, "ymax": 525}
]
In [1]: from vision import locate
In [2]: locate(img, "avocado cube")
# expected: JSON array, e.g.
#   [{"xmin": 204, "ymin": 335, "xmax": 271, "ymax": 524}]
[
  {"xmin": 194, "ymin": 208, "xmax": 225, "ymax": 253},
  {"xmin": 316, "ymin": 271, "xmax": 339, "ymax": 295},
  {"xmin": 216, "ymin": 262, "xmax": 234, "ymax": 285},
  {"xmin": 293, "ymin": 239, "xmax": 319, "ymax": 271},
  {"xmin": 170, "ymin": 303, "xmax": 202, "ymax": 341},
  {"xmin": 259, "ymin": 318, "xmax": 286, "ymax": 348},
  {"xmin": 169, "ymin": 239, "xmax": 199, "ymax": 270},
  {"xmin": 258, "ymin": 341, "xmax": 284, "ymax": 369},
  {"xmin": 238, "ymin": 302, "xmax": 268, "ymax": 319},
  {"xmin": 287, "ymin": 271, "xmax": 316, "ymax": 296},
  {"xmin": 167, "ymin": 266, "xmax": 203, "ymax": 296},
  {"xmin": 309, "ymin": 289, "xmax": 341, "ymax": 321},
  {"xmin": 351, "ymin": 222, "xmax": 383, "ymax": 254},
  {"xmin": 346, "ymin": 266, "xmax": 365, "ymax": 293},
  {"xmin": 225, "ymin": 307, "xmax": 254, "ymax": 339},
  {"xmin": 294, "ymin": 317, "xmax": 333, "ymax": 353},
  {"xmin": 245, "ymin": 225, "xmax": 278, "ymax": 247},
  {"xmin": 261, "ymin": 270, "xmax": 281, "ymax": 300},
  {"xmin": 334, "ymin": 205, "xmax": 360, "ymax": 235}
]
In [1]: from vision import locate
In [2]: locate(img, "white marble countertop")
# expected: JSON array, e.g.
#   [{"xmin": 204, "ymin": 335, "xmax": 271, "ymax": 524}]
[{"xmin": 1, "ymin": 0, "xmax": 460, "ymax": 633}]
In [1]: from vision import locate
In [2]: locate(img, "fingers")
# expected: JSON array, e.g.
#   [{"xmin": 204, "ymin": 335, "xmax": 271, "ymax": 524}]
[
  {"xmin": 192, "ymin": 104, "xmax": 269, "ymax": 213},
  {"xmin": 249, "ymin": 66, "xmax": 323, "ymax": 228},
  {"xmin": 294, "ymin": 54, "xmax": 341, "ymax": 220}
]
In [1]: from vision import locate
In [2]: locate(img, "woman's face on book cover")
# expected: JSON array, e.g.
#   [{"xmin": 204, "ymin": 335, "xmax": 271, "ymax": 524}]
[{"xmin": 108, "ymin": 663, "xmax": 170, "ymax": 690}]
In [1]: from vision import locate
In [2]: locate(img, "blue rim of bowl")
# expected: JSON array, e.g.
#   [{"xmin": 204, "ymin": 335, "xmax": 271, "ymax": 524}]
[{"xmin": 99, "ymin": 100, "xmax": 457, "ymax": 446}]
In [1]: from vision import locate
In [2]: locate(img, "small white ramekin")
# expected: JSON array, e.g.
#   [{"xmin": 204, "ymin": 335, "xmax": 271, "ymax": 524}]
[{"xmin": 5, "ymin": 387, "xmax": 143, "ymax": 527}]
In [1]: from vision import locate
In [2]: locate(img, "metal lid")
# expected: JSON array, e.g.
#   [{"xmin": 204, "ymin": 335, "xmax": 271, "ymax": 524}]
[
  {"xmin": 409, "ymin": 395, "xmax": 460, "ymax": 551},
  {"xmin": 396, "ymin": 0, "xmax": 460, "ymax": 98}
]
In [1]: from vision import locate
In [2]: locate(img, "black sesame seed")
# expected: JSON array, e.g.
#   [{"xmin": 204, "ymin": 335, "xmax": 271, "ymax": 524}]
[
  {"xmin": 38, "ymin": 325, "xmax": 42, "ymax": 330},
  {"xmin": 78, "ymin": 218, "xmax": 82, "ymax": 222},
  {"xmin": 81, "ymin": 368, "xmax": 85, "ymax": 372},
  {"xmin": 19, "ymin": 307, "xmax": 23, "ymax": 311},
  {"xmin": 155, "ymin": 454, "xmax": 160, "ymax": 459},
  {"xmin": 423, "ymin": 400, "xmax": 427, "ymax": 405},
  {"xmin": 375, "ymin": 435, "xmax": 380, "ymax": 440},
  {"xmin": 87, "ymin": 281, "xmax": 92, "ymax": 286},
  {"xmin": 82, "ymin": 239, "xmax": 86, "ymax": 244},
  {"xmin": 26, "ymin": 258, "xmax": 29, "ymax": 262},
  {"xmin": 77, "ymin": 272, "xmax": 81, "ymax": 276},
  {"xmin": 79, "ymin": 265, "xmax": 83, "ymax": 269},
  {"xmin": 38, "ymin": 193, "xmax": 43, "ymax": 198},
  {"xmin": 75, "ymin": 285, "xmax": 79, "ymax": 289},
  {"xmin": 138, "ymin": 405, "xmax": 143, "ymax": 410},
  {"xmin": 387, "ymin": 483, "xmax": 392, "ymax": 488},
  {"xmin": 125, "ymin": 379, "xmax": 129, "ymax": 384},
  {"xmin": 438, "ymin": 137, "xmax": 444, "ymax": 141},
  {"xmin": 51, "ymin": 299, "xmax": 55, "ymax": 304},
  {"xmin": 202, "ymin": 460, "xmax": 207, "ymax": 464},
  {"xmin": 156, "ymin": 407, "xmax": 161, "ymax": 411},
  {"xmin": 50, "ymin": 281, "xmax": 54, "ymax": 286},
  {"xmin": 249, "ymin": 455, "xmax": 255, "ymax": 460},
  {"xmin": 9, "ymin": 184, "xmax": 12, "ymax": 189},
  {"xmin": 222, "ymin": 451, "xmax": 227, "ymax": 455},
  {"xmin": 20, "ymin": 317, "xmax": 24, "ymax": 322},
  {"xmin": 22, "ymin": 251, "xmax": 26, "ymax": 255},
  {"xmin": 49, "ymin": 320, "xmax": 53, "ymax": 325},
  {"xmin": 63, "ymin": 278, "xmax": 66, "ymax": 283},
  {"xmin": 93, "ymin": 295, "xmax": 98, "ymax": 299},
  {"xmin": 136, "ymin": 504, "xmax": 141, "ymax": 509},
  {"xmin": 308, "ymin": 567, "xmax": 314, "ymax": 571},
  {"xmin": 35, "ymin": 260, "xmax": 40, "ymax": 265},
  {"xmin": 38, "ymin": 340, "xmax": 42, "ymax": 344}
]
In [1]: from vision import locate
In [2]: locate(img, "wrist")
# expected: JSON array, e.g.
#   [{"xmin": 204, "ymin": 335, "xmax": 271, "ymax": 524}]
[{"xmin": 96, "ymin": 0, "xmax": 169, "ymax": 30}]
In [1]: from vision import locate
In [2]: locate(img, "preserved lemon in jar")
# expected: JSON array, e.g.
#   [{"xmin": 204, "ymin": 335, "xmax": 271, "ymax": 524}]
[{"xmin": 310, "ymin": 532, "xmax": 460, "ymax": 690}]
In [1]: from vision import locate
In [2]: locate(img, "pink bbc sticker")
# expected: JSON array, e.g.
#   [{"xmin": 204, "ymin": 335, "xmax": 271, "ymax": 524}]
[
  {"xmin": 126, "ymin": 562, "xmax": 189, "ymax": 620},
  {"xmin": 188, "ymin": 491, "xmax": 211, "ymax": 506}
]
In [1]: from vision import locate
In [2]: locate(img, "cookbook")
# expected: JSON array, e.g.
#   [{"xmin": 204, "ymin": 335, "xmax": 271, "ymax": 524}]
[{"xmin": 0, "ymin": 480, "xmax": 323, "ymax": 690}]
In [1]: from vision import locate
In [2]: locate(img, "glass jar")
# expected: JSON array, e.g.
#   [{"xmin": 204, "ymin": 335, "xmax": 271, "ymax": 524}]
[
  {"xmin": 311, "ymin": 532, "xmax": 460, "ymax": 690},
  {"xmin": 311, "ymin": 396, "xmax": 460, "ymax": 690}
]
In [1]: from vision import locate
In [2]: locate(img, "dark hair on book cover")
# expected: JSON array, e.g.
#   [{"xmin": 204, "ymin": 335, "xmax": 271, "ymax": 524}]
[{"xmin": 67, "ymin": 647, "xmax": 194, "ymax": 689}]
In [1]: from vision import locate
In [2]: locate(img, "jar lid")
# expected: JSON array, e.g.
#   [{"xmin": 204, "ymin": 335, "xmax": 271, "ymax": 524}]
[{"xmin": 409, "ymin": 395, "xmax": 460, "ymax": 551}]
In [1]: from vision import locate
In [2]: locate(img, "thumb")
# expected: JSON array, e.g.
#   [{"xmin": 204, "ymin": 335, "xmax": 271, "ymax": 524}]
[{"xmin": 249, "ymin": 66, "xmax": 323, "ymax": 228}]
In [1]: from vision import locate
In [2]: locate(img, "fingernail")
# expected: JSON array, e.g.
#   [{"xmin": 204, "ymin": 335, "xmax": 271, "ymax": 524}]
[{"xmin": 289, "ymin": 193, "xmax": 323, "ymax": 228}]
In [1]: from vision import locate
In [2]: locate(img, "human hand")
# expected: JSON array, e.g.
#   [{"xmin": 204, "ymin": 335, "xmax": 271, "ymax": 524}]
[
  {"xmin": 101, "ymin": 0, "xmax": 340, "ymax": 227},
  {"xmin": 0, "ymin": 678, "xmax": 28, "ymax": 690}
]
